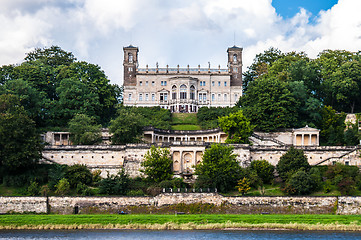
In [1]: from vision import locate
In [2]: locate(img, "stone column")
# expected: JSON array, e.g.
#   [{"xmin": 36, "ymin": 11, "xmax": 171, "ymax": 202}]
[
  {"xmin": 309, "ymin": 134, "xmax": 312, "ymax": 146},
  {"xmin": 301, "ymin": 134, "xmax": 304, "ymax": 146},
  {"xmin": 180, "ymin": 150, "xmax": 183, "ymax": 172}
]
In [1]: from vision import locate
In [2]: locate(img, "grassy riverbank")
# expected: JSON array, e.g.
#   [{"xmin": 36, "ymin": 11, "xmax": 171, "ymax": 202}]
[{"xmin": 1, "ymin": 214, "xmax": 361, "ymax": 231}]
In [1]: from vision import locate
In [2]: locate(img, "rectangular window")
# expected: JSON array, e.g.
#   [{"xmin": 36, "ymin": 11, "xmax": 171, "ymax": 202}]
[
  {"xmin": 218, "ymin": 94, "xmax": 221, "ymax": 101},
  {"xmin": 234, "ymin": 94, "xmax": 238, "ymax": 101},
  {"xmin": 128, "ymin": 67, "xmax": 133, "ymax": 72},
  {"xmin": 145, "ymin": 93, "xmax": 149, "ymax": 101},
  {"xmin": 161, "ymin": 81, "xmax": 163, "ymax": 86},
  {"xmin": 224, "ymin": 94, "xmax": 227, "ymax": 101},
  {"xmin": 164, "ymin": 81, "xmax": 167, "ymax": 86},
  {"xmin": 139, "ymin": 94, "xmax": 143, "ymax": 101},
  {"xmin": 203, "ymin": 81, "xmax": 206, "ymax": 86},
  {"xmin": 218, "ymin": 81, "xmax": 221, "ymax": 86},
  {"xmin": 233, "ymin": 67, "xmax": 238, "ymax": 73},
  {"xmin": 212, "ymin": 94, "xmax": 215, "ymax": 101},
  {"xmin": 203, "ymin": 93, "xmax": 206, "ymax": 101},
  {"xmin": 212, "ymin": 81, "xmax": 215, "ymax": 86},
  {"xmin": 224, "ymin": 81, "xmax": 227, "ymax": 86},
  {"xmin": 160, "ymin": 93, "xmax": 168, "ymax": 101},
  {"xmin": 128, "ymin": 93, "xmax": 132, "ymax": 101},
  {"xmin": 146, "ymin": 81, "xmax": 148, "ymax": 86},
  {"xmin": 139, "ymin": 81, "xmax": 142, "ymax": 86},
  {"xmin": 198, "ymin": 93, "xmax": 202, "ymax": 101},
  {"xmin": 152, "ymin": 93, "xmax": 155, "ymax": 101},
  {"xmin": 152, "ymin": 81, "xmax": 155, "ymax": 86}
]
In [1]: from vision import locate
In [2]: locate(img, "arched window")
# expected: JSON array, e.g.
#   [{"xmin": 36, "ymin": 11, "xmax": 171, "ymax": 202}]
[
  {"xmin": 180, "ymin": 84, "xmax": 187, "ymax": 99},
  {"xmin": 190, "ymin": 85, "xmax": 195, "ymax": 100},
  {"xmin": 172, "ymin": 85, "xmax": 177, "ymax": 99},
  {"xmin": 129, "ymin": 53, "xmax": 133, "ymax": 63},
  {"xmin": 233, "ymin": 54, "xmax": 237, "ymax": 63}
]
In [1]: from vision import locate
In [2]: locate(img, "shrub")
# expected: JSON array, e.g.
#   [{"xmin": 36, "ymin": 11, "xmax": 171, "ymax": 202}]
[
  {"xmin": 277, "ymin": 147, "xmax": 310, "ymax": 181},
  {"xmin": 159, "ymin": 178, "xmax": 187, "ymax": 189},
  {"xmin": 237, "ymin": 177, "xmax": 251, "ymax": 196},
  {"xmin": 48, "ymin": 164, "xmax": 67, "ymax": 190},
  {"xmin": 65, "ymin": 164, "xmax": 93, "ymax": 188},
  {"xmin": 98, "ymin": 169, "xmax": 130, "ymax": 195},
  {"xmin": 76, "ymin": 183, "xmax": 93, "ymax": 196},
  {"xmin": 250, "ymin": 160, "xmax": 275, "ymax": 184},
  {"xmin": 27, "ymin": 180, "xmax": 40, "ymax": 196},
  {"xmin": 92, "ymin": 170, "xmax": 102, "ymax": 184},
  {"xmin": 127, "ymin": 189, "xmax": 145, "ymax": 196},
  {"xmin": 338, "ymin": 177, "xmax": 356, "ymax": 195},
  {"xmin": 283, "ymin": 170, "xmax": 315, "ymax": 195},
  {"xmin": 55, "ymin": 178, "xmax": 70, "ymax": 196},
  {"xmin": 323, "ymin": 180, "xmax": 333, "ymax": 193}
]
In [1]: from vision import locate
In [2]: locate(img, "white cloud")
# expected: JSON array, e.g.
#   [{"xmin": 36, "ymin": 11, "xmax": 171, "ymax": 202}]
[{"xmin": 0, "ymin": 0, "xmax": 361, "ymax": 85}]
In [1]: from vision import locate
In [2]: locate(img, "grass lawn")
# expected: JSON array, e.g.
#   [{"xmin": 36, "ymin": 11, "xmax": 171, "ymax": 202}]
[
  {"xmin": 0, "ymin": 184, "xmax": 26, "ymax": 196},
  {"xmin": 171, "ymin": 125, "xmax": 201, "ymax": 130},
  {"xmin": 171, "ymin": 113, "xmax": 198, "ymax": 125},
  {"xmin": 171, "ymin": 113, "xmax": 201, "ymax": 130},
  {"xmin": 1, "ymin": 214, "xmax": 361, "ymax": 230}
]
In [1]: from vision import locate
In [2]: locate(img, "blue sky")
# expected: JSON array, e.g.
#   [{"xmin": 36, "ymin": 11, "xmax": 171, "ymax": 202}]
[
  {"xmin": 0, "ymin": 0, "xmax": 360, "ymax": 85},
  {"xmin": 273, "ymin": 0, "xmax": 338, "ymax": 18}
]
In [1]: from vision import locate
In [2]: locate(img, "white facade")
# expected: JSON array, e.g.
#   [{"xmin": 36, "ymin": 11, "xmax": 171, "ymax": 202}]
[{"xmin": 123, "ymin": 46, "xmax": 243, "ymax": 112}]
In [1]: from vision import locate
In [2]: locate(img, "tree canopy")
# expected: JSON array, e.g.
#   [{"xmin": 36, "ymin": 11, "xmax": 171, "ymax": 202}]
[
  {"xmin": 218, "ymin": 110, "xmax": 254, "ymax": 144},
  {"xmin": 195, "ymin": 144, "xmax": 242, "ymax": 192},
  {"xmin": 0, "ymin": 94, "xmax": 43, "ymax": 172},
  {"xmin": 141, "ymin": 146, "xmax": 173, "ymax": 183}
]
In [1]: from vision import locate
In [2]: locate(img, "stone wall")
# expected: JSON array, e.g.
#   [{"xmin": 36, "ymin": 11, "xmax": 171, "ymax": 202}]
[
  {"xmin": 2, "ymin": 194, "xmax": 361, "ymax": 215},
  {"xmin": 0, "ymin": 197, "xmax": 48, "ymax": 214},
  {"xmin": 43, "ymin": 144, "xmax": 361, "ymax": 178}
]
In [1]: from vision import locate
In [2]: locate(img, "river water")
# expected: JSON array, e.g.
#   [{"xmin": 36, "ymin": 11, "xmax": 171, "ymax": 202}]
[{"xmin": 1, "ymin": 230, "xmax": 361, "ymax": 240}]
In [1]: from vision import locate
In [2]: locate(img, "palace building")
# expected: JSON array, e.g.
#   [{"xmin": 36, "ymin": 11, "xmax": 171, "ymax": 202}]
[{"xmin": 122, "ymin": 45, "xmax": 243, "ymax": 112}]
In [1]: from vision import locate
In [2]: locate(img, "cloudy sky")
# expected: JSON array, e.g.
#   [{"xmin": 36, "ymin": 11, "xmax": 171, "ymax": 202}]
[{"xmin": 1, "ymin": 0, "xmax": 360, "ymax": 85}]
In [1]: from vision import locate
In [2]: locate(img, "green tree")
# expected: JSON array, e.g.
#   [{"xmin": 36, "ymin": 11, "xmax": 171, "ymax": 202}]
[
  {"xmin": 276, "ymin": 147, "xmax": 310, "ymax": 181},
  {"xmin": 218, "ymin": 110, "xmax": 254, "ymax": 144},
  {"xmin": 243, "ymin": 47, "xmax": 283, "ymax": 91},
  {"xmin": 58, "ymin": 61, "xmax": 119, "ymax": 123},
  {"xmin": 250, "ymin": 160, "xmax": 275, "ymax": 184},
  {"xmin": 330, "ymin": 61, "xmax": 361, "ymax": 113},
  {"xmin": 25, "ymin": 45, "xmax": 76, "ymax": 67},
  {"xmin": 141, "ymin": 146, "xmax": 173, "ymax": 183},
  {"xmin": 68, "ymin": 114, "xmax": 102, "ymax": 145},
  {"xmin": 344, "ymin": 123, "xmax": 360, "ymax": 146},
  {"xmin": 98, "ymin": 168, "xmax": 130, "ymax": 195},
  {"xmin": 27, "ymin": 180, "xmax": 40, "ymax": 196},
  {"xmin": 55, "ymin": 178, "xmax": 71, "ymax": 196},
  {"xmin": 195, "ymin": 144, "xmax": 242, "ymax": 192},
  {"xmin": 0, "ymin": 79, "xmax": 48, "ymax": 127},
  {"xmin": 283, "ymin": 170, "xmax": 315, "ymax": 195},
  {"xmin": 240, "ymin": 76, "xmax": 298, "ymax": 132},
  {"xmin": 53, "ymin": 78, "xmax": 101, "ymax": 126},
  {"xmin": 318, "ymin": 106, "xmax": 346, "ymax": 146},
  {"xmin": 109, "ymin": 108, "xmax": 144, "ymax": 144},
  {"xmin": 237, "ymin": 177, "xmax": 251, "ymax": 196},
  {"xmin": 65, "ymin": 164, "xmax": 93, "ymax": 188},
  {"xmin": 0, "ymin": 94, "xmax": 43, "ymax": 171}
]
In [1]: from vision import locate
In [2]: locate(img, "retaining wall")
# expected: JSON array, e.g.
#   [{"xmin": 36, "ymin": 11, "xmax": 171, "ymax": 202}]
[{"xmin": 1, "ymin": 194, "xmax": 361, "ymax": 215}]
